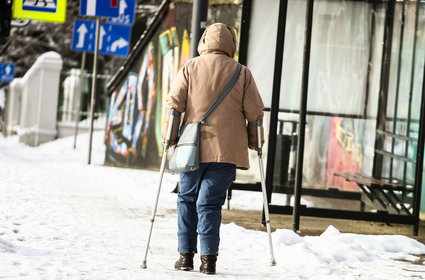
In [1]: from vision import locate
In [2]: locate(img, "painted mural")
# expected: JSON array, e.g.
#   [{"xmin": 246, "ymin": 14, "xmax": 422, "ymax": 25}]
[
  {"xmin": 106, "ymin": 42, "xmax": 156, "ymax": 165},
  {"xmin": 105, "ymin": 2, "xmax": 241, "ymax": 168}
]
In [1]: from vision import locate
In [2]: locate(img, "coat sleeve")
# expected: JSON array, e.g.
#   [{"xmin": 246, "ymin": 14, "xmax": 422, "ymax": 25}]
[
  {"xmin": 162, "ymin": 65, "xmax": 190, "ymax": 145},
  {"xmin": 167, "ymin": 64, "xmax": 189, "ymax": 112},
  {"xmin": 242, "ymin": 67, "xmax": 265, "ymax": 150}
]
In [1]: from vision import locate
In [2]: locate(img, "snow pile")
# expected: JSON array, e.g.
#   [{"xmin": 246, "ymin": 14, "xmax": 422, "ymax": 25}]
[
  {"xmin": 272, "ymin": 225, "xmax": 425, "ymax": 278},
  {"xmin": 220, "ymin": 223, "xmax": 425, "ymax": 280},
  {"xmin": 0, "ymin": 132, "xmax": 424, "ymax": 280}
]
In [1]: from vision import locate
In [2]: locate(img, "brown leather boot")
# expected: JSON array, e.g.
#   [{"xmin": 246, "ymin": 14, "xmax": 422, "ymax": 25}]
[
  {"xmin": 200, "ymin": 255, "xmax": 217, "ymax": 274},
  {"xmin": 174, "ymin": 252, "xmax": 194, "ymax": 271}
]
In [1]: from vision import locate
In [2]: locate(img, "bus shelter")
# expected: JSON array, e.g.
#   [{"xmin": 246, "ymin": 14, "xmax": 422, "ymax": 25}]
[{"xmin": 230, "ymin": 0, "xmax": 425, "ymax": 235}]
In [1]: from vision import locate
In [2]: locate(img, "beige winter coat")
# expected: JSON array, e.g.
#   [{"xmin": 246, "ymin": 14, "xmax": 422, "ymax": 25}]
[{"xmin": 166, "ymin": 23, "xmax": 264, "ymax": 169}]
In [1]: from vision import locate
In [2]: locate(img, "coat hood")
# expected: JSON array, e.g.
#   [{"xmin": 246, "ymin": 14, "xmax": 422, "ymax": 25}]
[{"xmin": 197, "ymin": 23, "xmax": 237, "ymax": 58}]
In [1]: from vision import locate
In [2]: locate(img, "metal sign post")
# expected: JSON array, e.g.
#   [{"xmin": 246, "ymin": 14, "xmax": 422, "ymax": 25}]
[
  {"xmin": 87, "ymin": 17, "xmax": 100, "ymax": 165},
  {"xmin": 73, "ymin": 52, "xmax": 86, "ymax": 149},
  {"xmin": 75, "ymin": 0, "xmax": 130, "ymax": 164},
  {"xmin": 190, "ymin": 0, "xmax": 208, "ymax": 58}
]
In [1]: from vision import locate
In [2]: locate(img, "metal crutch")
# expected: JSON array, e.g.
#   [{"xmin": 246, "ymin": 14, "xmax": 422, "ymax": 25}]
[
  {"xmin": 256, "ymin": 119, "xmax": 277, "ymax": 266},
  {"xmin": 141, "ymin": 109, "xmax": 177, "ymax": 269}
]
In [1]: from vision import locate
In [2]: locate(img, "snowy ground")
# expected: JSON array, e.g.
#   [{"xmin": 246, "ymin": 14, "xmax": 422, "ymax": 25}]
[{"xmin": 0, "ymin": 132, "xmax": 424, "ymax": 280}]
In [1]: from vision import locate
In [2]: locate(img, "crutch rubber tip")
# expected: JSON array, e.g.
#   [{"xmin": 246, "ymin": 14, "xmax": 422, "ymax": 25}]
[
  {"xmin": 140, "ymin": 261, "xmax": 147, "ymax": 269},
  {"xmin": 270, "ymin": 260, "xmax": 276, "ymax": 266}
]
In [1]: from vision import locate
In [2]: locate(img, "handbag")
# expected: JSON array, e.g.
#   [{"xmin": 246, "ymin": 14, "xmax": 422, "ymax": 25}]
[{"xmin": 168, "ymin": 63, "xmax": 242, "ymax": 173}]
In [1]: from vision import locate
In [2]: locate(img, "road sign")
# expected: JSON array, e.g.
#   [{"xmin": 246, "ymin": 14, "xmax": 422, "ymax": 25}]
[
  {"xmin": 108, "ymin": 0, "xmax": 136, "ymax": 25},
  {"xmin": 72, "ymin": 20, "xmax": 131, "ymax": 57},
  {"xmin": 80, "ymin": 0, "xmax": 119, "ymax": 17},
  {"xmin": 72, "ymin": 19, "xmax": 96, "ymax": 53},
  {"xmin": 12, "ymin": 0, "xmax": 67, "ymax": 23},
  {"xmin": 0, "ymin": 63, "xmax": 15, "ymax": 83},
  {"xmin": 99, "ymin": 23, "xmax": 131, "ymax": 56}
]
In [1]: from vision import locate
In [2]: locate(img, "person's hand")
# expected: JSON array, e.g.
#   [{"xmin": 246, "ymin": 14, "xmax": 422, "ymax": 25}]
[
  {"xmin": 248, "ymin": 143, "xmax": 259, "ymax": 151},
  {"xmin": 162, "ymin": 108, "xmax": 182, "ymax": 147},
  {"xmin": 247, "ymin": 122, "xmax": 264, "ymax": 151},
  {"xmin": 162, "ymin": 136, "xmax": 177, "ymax": 147}
]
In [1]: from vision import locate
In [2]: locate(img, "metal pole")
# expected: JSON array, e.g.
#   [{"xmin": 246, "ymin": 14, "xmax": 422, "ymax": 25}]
[
  {"xmin": 390, "ymin": 1, "xmax": 406, "ymax": 181},
  {"xmin": 257, "ymin": 120, "xmax": 276, "ymax": 266},
  {"xmin": 412, "ymin": 0, "xmax": 424, "ymax": 237},
  {"xmin": 74, "ymin": 52, "xmax": 86, "ymax": 149},
  {"xmin": 141, "ymin": 110, "xmax": 175, "ymax": 269},
  {"xmin": 88, "ymin": 18, "xmax": 100, "ymax": 165},
  {"xmin": 189, "ymin": 0, "xmax": 208, "ymax": 58},
  {"xmin": 264, "ymin": 0, "xmax": 288, "ymax": 224},
  {"xmin": 363, "ymin": 3, "xmax": 377, "ymax": 119},
  {"xmin": 293, "ymin": 0, "xmax": 314, "ymax": 232},
  {"xmin": 404, "ymin": 0, "xmax": 420, "ymax": 185},
  {"xmin": 238, "ymin": 0, "xmax": 252, "ymax": 66},
  {"xmin": 373, "ymin": 0, "xmax": 395, "ymax": 178}
]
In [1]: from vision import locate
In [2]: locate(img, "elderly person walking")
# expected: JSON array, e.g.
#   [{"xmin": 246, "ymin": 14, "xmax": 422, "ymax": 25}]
[{"xmin": 165, "ymin": 23, "xmax": 264, "ymax": 274}]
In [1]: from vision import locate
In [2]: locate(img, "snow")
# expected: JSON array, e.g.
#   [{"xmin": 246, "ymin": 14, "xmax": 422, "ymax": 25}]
[{"xmin": 0, "ymin": 132, "xmax": 424, "ymax": 280}]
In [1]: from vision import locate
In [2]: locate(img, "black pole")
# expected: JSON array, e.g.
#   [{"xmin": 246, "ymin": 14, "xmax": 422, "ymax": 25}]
[
  {"xmin": 404, "ymin": 0, "xmax": 420, "ymax": 186},
  {"xmin": 412, "ymin": 0, "xmax": 424, "ymax": 237},
  {"xmin": 372, "ymin": 0, "xmax": 395, "ymax": 178},
  {"xmin": 363, "ymin": 3, "xmax": 377, "ymax": 119},
  {"xmin": 190, "ymin": 0, "xmax": 209, "ymax": 58},
  {"xmin": 390, "ymin": 1, "xmax": 406, "ymax": 181},
  {"xmin": 264, "ymin": 0, "xmax": 288, "ymax": 223},
  {"xmin": 293, "ymin": 0, "xmax": 314, "ymax": 232},
  {"xmin": 238, "ymin": 0, "xmax": 252, "ymax": 66}
]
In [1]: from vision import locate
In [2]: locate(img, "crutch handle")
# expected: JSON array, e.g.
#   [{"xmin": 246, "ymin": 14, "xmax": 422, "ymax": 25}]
[
  {"xmin": 255, "ymin": 119, "xmax": 264, "ymax": 155},
  {"xmin": 165, "ymin": 108, "xmax": 181, "ymax": 148}
]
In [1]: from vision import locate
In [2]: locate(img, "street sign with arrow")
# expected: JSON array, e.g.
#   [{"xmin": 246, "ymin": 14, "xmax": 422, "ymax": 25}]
[
  {"xmin": 98, "ymin": 22, "xmax": 131, "ymax": 56},
  {"xmin": 71, "ymin": 19, "xmax": 96, "ymax": 53},
  {"xmin": 108, "ymin": 0, "xmax": 136, "ymax": 25},
  {"xmin": 71, "ymin": 19, "xmax": 131, "ymax": 57}
]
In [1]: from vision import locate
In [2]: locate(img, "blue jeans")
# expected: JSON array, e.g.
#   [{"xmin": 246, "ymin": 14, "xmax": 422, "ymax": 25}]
[{"xmin": 177, "ymin": 162, "xmax": 236, "ymax": 255}]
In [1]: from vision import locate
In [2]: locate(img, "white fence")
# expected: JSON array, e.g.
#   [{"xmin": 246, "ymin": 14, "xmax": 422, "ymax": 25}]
[{"xmin": 6, "ymin": 51, "xmax": 63, "ymax": 146}]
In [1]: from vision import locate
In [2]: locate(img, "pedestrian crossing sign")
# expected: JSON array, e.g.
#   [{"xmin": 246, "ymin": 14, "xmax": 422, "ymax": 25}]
[{"xmin": 12, "ymin": 0, "xmax": 67, "ymax": 23}]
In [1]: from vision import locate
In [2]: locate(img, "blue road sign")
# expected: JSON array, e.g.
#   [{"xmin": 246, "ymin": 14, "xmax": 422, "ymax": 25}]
[
  {"xmin": 72, "ymin": 20, "xmax": 131, "ymax": 57},
  {"xmin": 22, "ymin": 0, "xmax": 58, "ymax": 13},
  {"xmin": 0, "ymin": 63, "xmax": 15, "ymax": 83},
  {"xmin": 72, "ymin": 19, "xmax": 97, "ymax": 53},
  {"xmin": 99, "ymin": 23, "xmax": 131, "ymax": 56},
  {"xmin": 80, "ymin": 0, "xmax": 119, "ymax": 17},
  {"xmin": 108, "ymin": 0, "xmax": 136, "ymax": 25}
]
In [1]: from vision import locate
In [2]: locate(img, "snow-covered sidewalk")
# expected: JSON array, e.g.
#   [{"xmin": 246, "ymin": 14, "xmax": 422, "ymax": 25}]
[{"xmin": 0, "ymin": 132, "xmax": 424, "ymax": 280}]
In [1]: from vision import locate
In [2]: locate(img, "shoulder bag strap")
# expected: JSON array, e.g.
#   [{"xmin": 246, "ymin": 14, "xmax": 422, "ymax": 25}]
[{"xmin": 200, "ymin": 63, "xmax": 242, "ymax": 124}]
